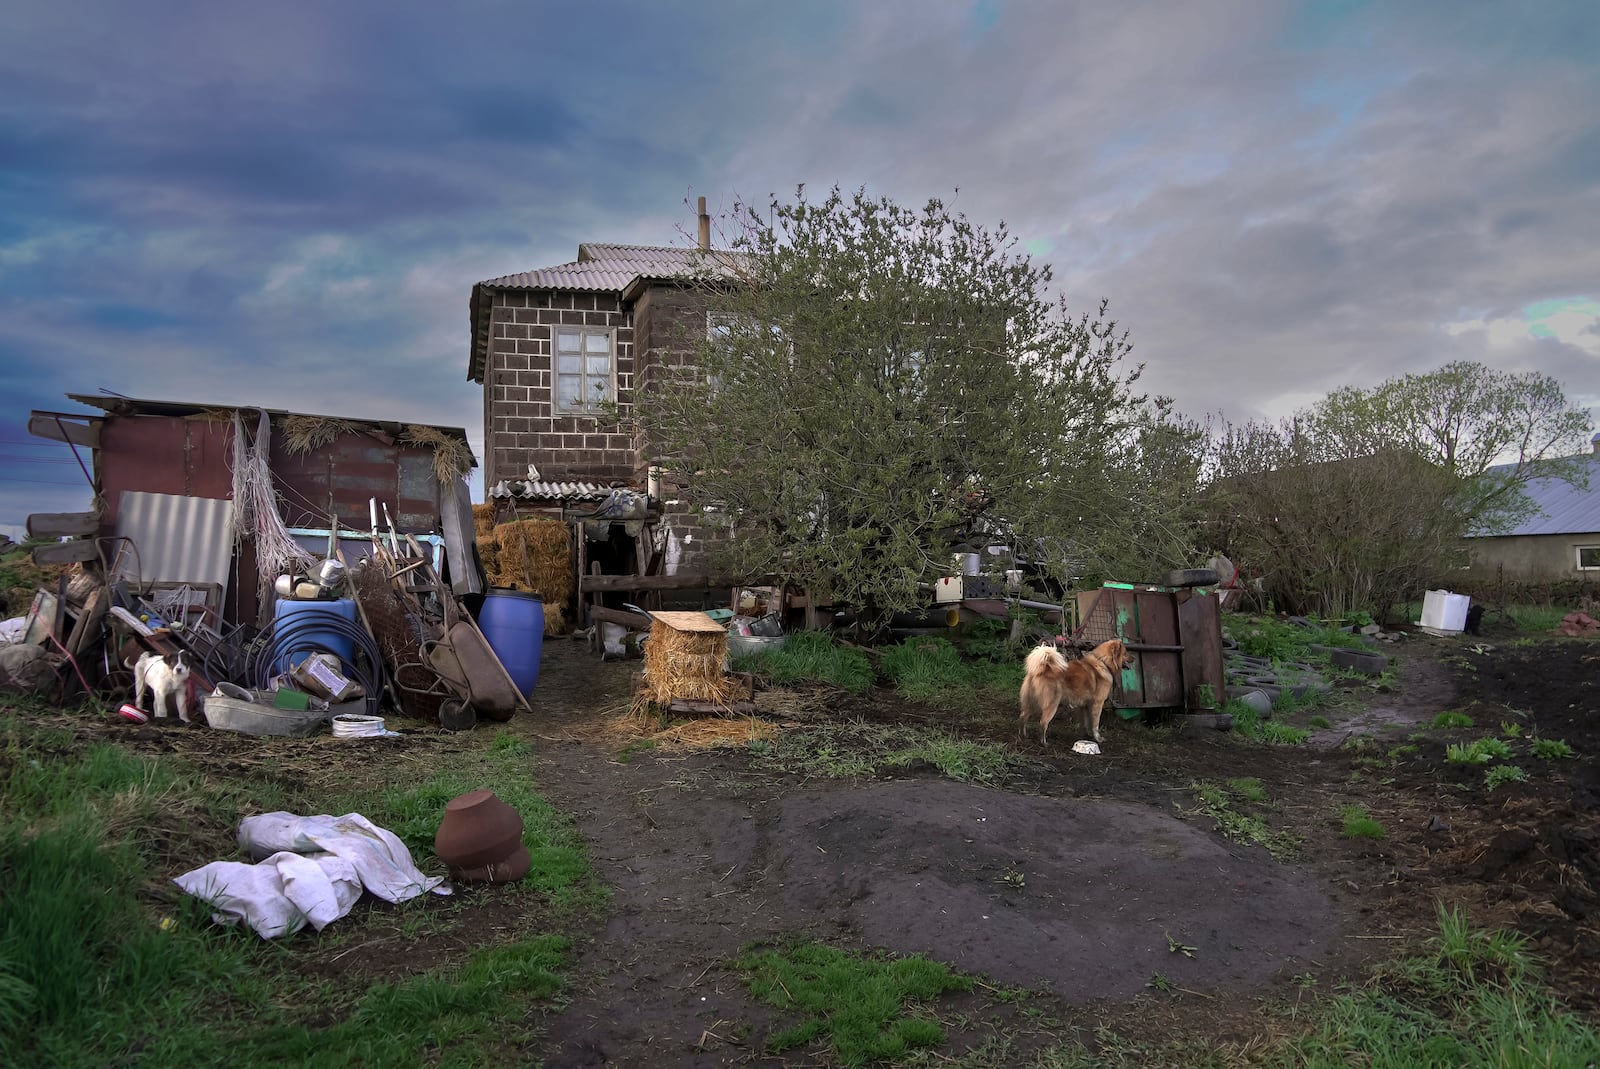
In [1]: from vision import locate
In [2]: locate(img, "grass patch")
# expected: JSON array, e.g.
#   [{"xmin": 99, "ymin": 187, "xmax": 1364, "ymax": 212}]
[
  {"xmin": 1531, "ymin": 738, "xmax": 1576, "ymax": 760},
  {"xmin": 1271, "ymin": 903, "xmax": 1600, "ymax": 1068},
  {"xmin": 1259, "ymin": 722, "xmax": 1310, "ymax": 745},
  {"xmin": 1505, "ymin": 604, "xmax": 1573, "ymax": 633},
  {"xmin": 1340, "ymin": 804, "xmax": 1386, "ymax": 839},
  {"xmin": 1431, "ymin": 710, "xmax": 1475, "ymax": 729},
  {"xmin": 880, "ymin": 636, "xmax": 1021, "ymax": 707},
  {"xmin": 733, "ymin": 630, "xmax": 875, "ymax": 692},
  {"xmin": 1, "ymin": 711, "xmax": 588, "ymax": 1066},
  {"xmin": 749, "ymin": 722, "xmax": 1018, "ymax": 785},
  {"xmin": 738, "ymin": 942, "xmax": 971, "ymax": 1067},
  {"xmin": 1308, "ymin": 715, "xmax": 1331, "ymax": 729}
]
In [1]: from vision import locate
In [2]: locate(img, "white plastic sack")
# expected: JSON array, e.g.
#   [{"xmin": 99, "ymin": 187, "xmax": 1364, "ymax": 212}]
[
  {"xmin": 174, "ymin": 812, "xmax": 447, "ymax": 939},
  {"xmin": 172, "ymin": 851, "xmax": 362, "ymax": 939},
  {"xmin": 237, "ymin": 812, "xmax": 446, "ymax": 903}
]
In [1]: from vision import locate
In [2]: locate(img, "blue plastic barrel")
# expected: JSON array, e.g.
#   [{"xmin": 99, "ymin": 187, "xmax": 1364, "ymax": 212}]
[
  {"xmin": 272, "ymin": 598, "xmax": 358, "ymax": 671},
  {"xmin": 476, "ymin": 589, "xmax": 544, "ymax": 697}
]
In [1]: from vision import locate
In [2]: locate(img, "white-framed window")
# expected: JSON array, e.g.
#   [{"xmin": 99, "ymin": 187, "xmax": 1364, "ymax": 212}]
[
  {"xmin": 1578, "ymin": 545, "xmax": 1600, "ymax": 570},
  {"xmin": 554, "ymin": 327, "xmax": 615, "ymax": 413}
]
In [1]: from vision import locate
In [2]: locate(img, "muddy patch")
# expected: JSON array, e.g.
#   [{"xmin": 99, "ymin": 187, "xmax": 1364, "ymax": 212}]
[{"xmin": 767, "ymin": 779, "xmax": 1334, "ymax": 1000}]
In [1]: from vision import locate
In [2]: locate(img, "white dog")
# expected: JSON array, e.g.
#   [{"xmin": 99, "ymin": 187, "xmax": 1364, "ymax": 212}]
[{"xmin": 127, "ymin": 651, "xmax": 193, "ymax": 723}]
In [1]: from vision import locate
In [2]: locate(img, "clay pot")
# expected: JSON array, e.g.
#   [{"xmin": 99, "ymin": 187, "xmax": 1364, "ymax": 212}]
[
  {"xmin": 434, "ymin": 789, "xmax": 524, "ymax": 874},
  {"xmin": 453, "ymin": 844, "xmax": 532, "ymax": 884}
]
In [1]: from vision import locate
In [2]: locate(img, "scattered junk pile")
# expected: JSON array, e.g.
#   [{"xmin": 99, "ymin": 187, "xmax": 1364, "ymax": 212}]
[{"xmin": 4, "ymin": 396, "xmax": 536, "ymax": 735}]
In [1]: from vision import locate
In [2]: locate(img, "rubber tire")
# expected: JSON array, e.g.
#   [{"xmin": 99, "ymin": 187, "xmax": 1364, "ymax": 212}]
[
  {"xmin": 1164, "ymin": 568, "xmax": 1220, "ymax": 588},
  {"xmin": 439, "ymin": 699, "xmax": 477, "ymax": 731},
  {"xmin": 1331, "ymin": 648, "xmax": 1388, "ymax": 677}
]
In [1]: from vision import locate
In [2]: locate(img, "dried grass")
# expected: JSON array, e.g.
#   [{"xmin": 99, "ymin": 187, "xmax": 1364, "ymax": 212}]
[
  {"xmin": 638, "ymin": 617, "xmax": 740, "ymax": 706},
  {"xmin": 651, "ymin": 716, "xmax": 775, "ymax": 749},
  {"xmin": 281, "ymin": 415, "xmax": 362, "ymax": 454},
  {"xmin": 401, "ymin": 425, "xmax": 474, "ymax": 484},
  {"xmin": 472, "ymin": 503, "xmax": 498, "ymax": 539}
]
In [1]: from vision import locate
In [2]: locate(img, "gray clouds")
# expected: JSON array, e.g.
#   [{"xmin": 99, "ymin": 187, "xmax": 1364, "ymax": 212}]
[{"xmin": 0, "ymin": 0, "xmax": 1595, "ymax": 525}]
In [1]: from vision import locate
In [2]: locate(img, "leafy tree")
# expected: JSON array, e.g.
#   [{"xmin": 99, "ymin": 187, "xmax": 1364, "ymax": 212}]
[{"xmin": 644, "ymin": 186, "xmax": 1172, "ymax": 623}]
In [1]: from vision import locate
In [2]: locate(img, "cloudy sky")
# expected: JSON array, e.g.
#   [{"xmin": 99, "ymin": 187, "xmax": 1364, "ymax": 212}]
[{"xmin": 2, "ymin": 0, "xmax": 1597, "ymax": 535}]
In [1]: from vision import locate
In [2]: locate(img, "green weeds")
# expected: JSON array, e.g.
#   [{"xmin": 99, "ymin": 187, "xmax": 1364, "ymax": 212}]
[
  {"xmin": 1484, "ymin": 765, "xmax": 1528, "ymax": 789},
  {"xmin": 1531, "ymin": 738, "xmax": 1576, "ymax": 760},
  {"xmin": 1446, "ymin": 738, "xmax": 1513, "ymax": 765},
  {"xmin": 1432, "ymin": 710, "xmax": 1474, "ymax": 729},
  {"xmin": 1188, "ymin": 779, "xmax": 1299, "ymax": 860},
  {"xmin": 732, "ymin": 630, "xmax": 875, "ymax": 692}
]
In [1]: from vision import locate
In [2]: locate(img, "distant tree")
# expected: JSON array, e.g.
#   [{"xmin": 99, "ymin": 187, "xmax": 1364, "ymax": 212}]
[
  {"xmin": 1203, "ymin": 361, "xmax": 1593, "ymax": 619},
  {"xmin": 643, "ymin": 186, "xmax": 1173, "ymax": 624},
  {"xmin": 1309, "ymin": 361, "xmax": 1592, "ymax": 532}
]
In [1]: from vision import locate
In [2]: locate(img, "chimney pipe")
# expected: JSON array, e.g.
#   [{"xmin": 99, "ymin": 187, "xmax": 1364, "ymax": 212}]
[{"xmin": 697, "ymin": 196, "xmax": 710, "ymax": 251}]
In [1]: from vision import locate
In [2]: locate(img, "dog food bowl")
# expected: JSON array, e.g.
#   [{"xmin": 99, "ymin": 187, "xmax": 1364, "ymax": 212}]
[
  {"xmin": 118, "ymin": 703, "xmax": 149, "ymax": 724},
  {"xmin": 1071, "ymin": 740, "xmax": 1101, "ymax": 756}
]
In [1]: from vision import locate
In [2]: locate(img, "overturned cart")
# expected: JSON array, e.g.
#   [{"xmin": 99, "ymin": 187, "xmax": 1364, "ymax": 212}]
[
  {"xmin": 348, "ymin": 535, "xmax": 530, "ymax": 731},
  {"xmin": 1070, "ymin": 578, "xmax": 1228, "ymax": 725}
]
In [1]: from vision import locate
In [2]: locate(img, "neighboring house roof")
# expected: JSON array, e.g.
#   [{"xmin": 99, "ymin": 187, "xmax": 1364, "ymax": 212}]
[
  {"xmin": 1471, "ymin": 452, "xmax": 1600, "ymax": 538},
  {"xmin": 468, "ymin": 242, "xmax": 743, "ymax": 382}
]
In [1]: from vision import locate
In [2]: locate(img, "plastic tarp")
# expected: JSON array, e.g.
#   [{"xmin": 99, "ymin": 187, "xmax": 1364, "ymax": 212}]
[{"xmin": 173, "ymin": 812, "xmax": 448, "ymax": 939}]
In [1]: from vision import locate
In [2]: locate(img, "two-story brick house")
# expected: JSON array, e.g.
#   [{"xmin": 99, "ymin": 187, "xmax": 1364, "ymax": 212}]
[{"xmin": 468, "ymin": 208, "xmax": 738, "ymax": 581}]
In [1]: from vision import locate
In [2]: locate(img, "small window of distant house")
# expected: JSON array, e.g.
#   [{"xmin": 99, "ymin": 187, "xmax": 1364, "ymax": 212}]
[
  {"xmin": 554, "ymin": 327, "xmax": 615, "ymax": 413},
  {"xmin": 1579, "ymin": 545, "xmax": 1600, "ymax": 570}
]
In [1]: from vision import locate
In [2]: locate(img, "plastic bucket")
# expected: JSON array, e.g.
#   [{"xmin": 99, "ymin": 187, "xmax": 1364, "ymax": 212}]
[
  {"xmin": 476, "ymin": 590, "xmax": 544, "ymax": 697},
  {"xmin": 272, "ymin": 598, "xmax": 358, "ymax": 670}
]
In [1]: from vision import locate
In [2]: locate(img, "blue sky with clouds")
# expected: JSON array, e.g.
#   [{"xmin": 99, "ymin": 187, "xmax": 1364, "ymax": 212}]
[{"xmin": 2, "ymin": 0, "xmax": 1596, "ymax": 536}]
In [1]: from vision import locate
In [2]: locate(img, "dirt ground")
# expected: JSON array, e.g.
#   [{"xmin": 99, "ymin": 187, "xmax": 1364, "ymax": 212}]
[
  {"xmin": 61, "ymin": 629, "xmax": 1600, "ymax": 1065},
  {"xmin": 513, "ymin": 633, "xmax": 1600, "ymax": 1065}
]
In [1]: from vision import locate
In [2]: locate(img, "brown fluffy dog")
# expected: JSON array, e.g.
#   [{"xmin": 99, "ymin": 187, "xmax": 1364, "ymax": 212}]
[{"xmin": 1017, "ymin": 639, "xmax": 1132, "ymax": 746}]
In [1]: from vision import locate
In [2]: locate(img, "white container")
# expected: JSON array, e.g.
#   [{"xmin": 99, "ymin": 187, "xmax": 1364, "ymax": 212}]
[
  {"xmin": 934, "ymin": 577, "xmax": 964, "ymax": 603},
  {"xmin": 1421, "ymin": 590, "xmax": 1471, "ymax": 632}
]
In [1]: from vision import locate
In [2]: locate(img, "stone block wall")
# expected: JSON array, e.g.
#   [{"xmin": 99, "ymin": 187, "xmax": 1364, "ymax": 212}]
[{"xmin": 482, "ymin": 290, "xmax": 636, "ymax": 486}]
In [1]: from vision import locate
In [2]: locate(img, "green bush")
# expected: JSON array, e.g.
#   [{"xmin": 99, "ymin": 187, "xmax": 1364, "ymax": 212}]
[
  {"xmin": 1531, "ymin": 738, "xmax": 1576, "ymax": 760},
  {"xmin": 1484, "ymin": 765, "xmax": 1528, "ymax": 789}
]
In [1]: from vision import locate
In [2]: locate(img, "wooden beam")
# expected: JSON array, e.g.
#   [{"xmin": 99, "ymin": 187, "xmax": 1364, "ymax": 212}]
[
  {"xmin": 28, "ymin": 412, "xmax": 99, "ymax": 448},
  {"xmin": 27, "ymin": 511, "xmax": 100, "ymax": 539},
  {"xmin": 32, "ymin": 540, "xmax": 101, "ymax": 565},
  {"xmin": 580, "ymin": 573, "xmax": 765, "ymax": 593},
  {"xmin": 588, "ymin": 605, "xmax": 653, "ymax": 630}
]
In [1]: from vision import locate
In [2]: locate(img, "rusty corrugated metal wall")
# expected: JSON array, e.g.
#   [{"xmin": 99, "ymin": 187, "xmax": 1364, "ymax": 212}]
[{"xmin": 92, "ymin": 412, "xmax": 457, "ymax": 623}]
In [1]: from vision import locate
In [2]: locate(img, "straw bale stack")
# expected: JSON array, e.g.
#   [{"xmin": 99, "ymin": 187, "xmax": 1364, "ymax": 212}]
[
  {"xmin": 638, "ymin": 611, "xmax": 741, "ymax": 707},
  {"xmin": 472, "ymin": 503, "xmax": 498, "ymax": 539},
  {"xmin": 488, "ymin": 518, "xmax": 573, "ymax": 634}
]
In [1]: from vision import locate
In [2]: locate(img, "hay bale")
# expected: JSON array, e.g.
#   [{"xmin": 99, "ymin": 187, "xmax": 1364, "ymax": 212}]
[
  {"xmin": 490, "ymin": 518, "xmax": 572, "ymax": 600},
  {"xmin": 472, "ymin": 503, "xmax": 498, "ymax": 539},
  {"xmin": 639, "ymin": 612, "xmax": 740, "ymax": 707}
]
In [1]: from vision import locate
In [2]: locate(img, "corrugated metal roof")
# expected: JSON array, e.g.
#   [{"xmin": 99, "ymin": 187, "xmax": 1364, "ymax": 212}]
[
  {"xmin": 64, "ymin": 394, "xmax": 474, "ymax": 461},
  {"xmin": 477, "ymin": 243, "xmax": 728, "ymax": 292},
  {"xmin": 487, "ymin": 479, "xmax": 613, "ymax": 502},
  {"xmin": 1472, "ymin": 452, "xmax": 1600, "ymax": 537}
]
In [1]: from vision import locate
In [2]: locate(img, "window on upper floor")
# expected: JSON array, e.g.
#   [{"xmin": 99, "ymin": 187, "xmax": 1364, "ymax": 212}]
[
  {"xmin": 554, "ymin": 327, "xmax": 615, "ymax": 414},
  {"xmin": 1578, "ymin": 545, "xmax": 1600, "ymax": 570}
]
